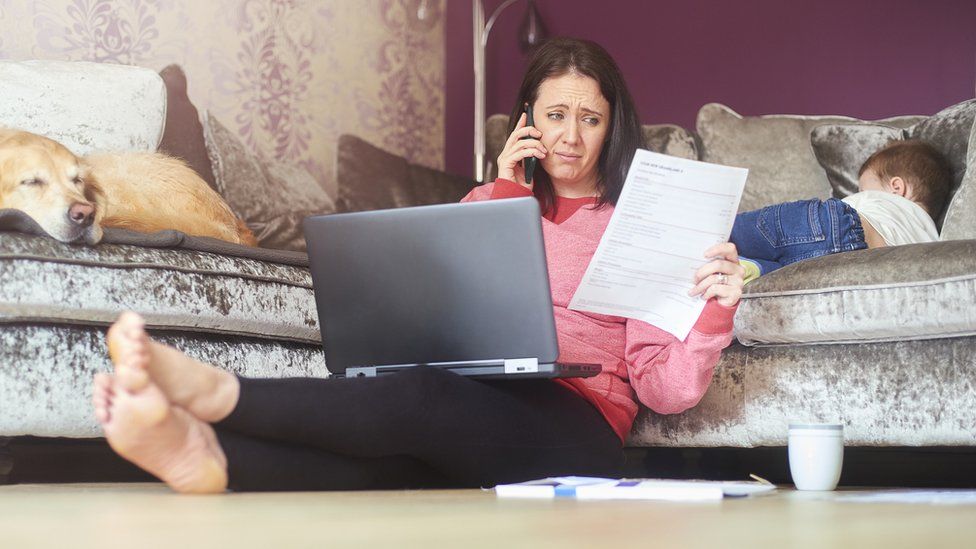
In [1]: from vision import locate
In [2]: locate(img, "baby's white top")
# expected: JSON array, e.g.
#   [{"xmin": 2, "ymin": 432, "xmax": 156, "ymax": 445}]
[{"xmin": 842, "ymin": 190, "xmax": 938, "ymax": 246}]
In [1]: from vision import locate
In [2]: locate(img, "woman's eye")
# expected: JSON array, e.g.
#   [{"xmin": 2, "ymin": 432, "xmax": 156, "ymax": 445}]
[
  {"xmin": 583, "ymin": 117, "xmax": 600, "ymax": 126},
  {"xmin": 547, "ymin": 112, "xmax": 564, "ymax": 121},
  {"xmin": 20, "ymin": 178, "xmax": 43, "ymax": 186}
]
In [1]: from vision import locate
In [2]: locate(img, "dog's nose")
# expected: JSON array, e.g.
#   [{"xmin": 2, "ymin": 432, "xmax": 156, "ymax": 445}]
[{"xmin": 68, "ymin": 202, "xmax": 95, "ymax": 227}]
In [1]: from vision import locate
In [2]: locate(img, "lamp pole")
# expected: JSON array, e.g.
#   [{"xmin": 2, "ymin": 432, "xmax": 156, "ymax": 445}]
[{"xmin": 473, "ymin": 0, "xmax": 526, "ymax": 183}]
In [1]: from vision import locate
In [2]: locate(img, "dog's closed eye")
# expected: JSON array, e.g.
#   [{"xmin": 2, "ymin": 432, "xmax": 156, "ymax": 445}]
[
  {"xmin": 72, "ymin": 176, "xmax": 83, "ymax": 186},
  {"xmin": 21, "ymin": 177, "xmax": 44, "ymax": 186}
]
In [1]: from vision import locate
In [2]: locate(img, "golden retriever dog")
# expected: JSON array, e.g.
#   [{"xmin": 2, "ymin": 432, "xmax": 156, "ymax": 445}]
[{"xmin": 0, "ymin": 128, "xmax": 256, "ymax": 246}]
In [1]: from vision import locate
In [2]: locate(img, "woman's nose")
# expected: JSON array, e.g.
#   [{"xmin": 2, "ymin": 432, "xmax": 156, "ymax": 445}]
[{"xmin": 563, "ymin": 120, "xmax": 580, "ymax": 144}]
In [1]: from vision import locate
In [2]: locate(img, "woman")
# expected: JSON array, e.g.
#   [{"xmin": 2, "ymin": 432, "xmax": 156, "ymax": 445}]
[{"xmin": 92, "ymin": 37, "xmax": 745, "ymax": 493}]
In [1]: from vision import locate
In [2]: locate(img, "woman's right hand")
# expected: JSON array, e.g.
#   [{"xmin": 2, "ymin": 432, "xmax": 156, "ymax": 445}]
[{"xmin": 496, "ymin": 112, "xmax": 547, "ymax": 189}]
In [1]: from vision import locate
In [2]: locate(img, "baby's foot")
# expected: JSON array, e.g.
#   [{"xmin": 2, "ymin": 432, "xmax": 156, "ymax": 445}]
[
  {"xmin": 95, "ymin": 372, "xmax": 228, "ymax": 494},
  {"xmin": 106, "ymin": 312, "xmax": 239, "ymax": 422}
]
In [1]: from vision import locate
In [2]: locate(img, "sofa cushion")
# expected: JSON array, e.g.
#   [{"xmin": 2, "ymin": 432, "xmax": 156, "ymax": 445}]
[
  {"xmin": 941, "ymin": 116, "xmax": 976, "ymax": 241},
  {"xmin": 484, "ymin": 114, "xmax": 511, "ymax": 183},
  {"xmin": 734, "ymin": 240, "xmax": 976, "ymax": 346},
  {"xmin": 0, "ymin": 208, "xmax": 308, "ymax": 266},
  {"xmin": 336, "ymin": 134, "xmax": 474, "ymax": 213},
  {"xmin": 483, "ymin": 114, "xmax": 699, "ymax": 183},
  {"xmin": 809, "ymin": 123, "xmax": 907, "ymax": 199},
  {"xmin": 0, "ymin": 231, "xmax": 319, "ymax": 344},
  {"xmin": 0, "ymin": 60, "xmax": 165, "ymax": 154},
  {"xmin": 203, "ymin": 112, "xmax": 335, "ymax": 252},
  {"xmin": 641, "ymin": 123, "xmax": 700, "ymax": 161},
  {"xmin": 630, "ymin": 337, "xmax": 976, "ymax": 447},
  {"xmin": 697, "ymin": 103, "xmax": 921, "ymax": 212},
  {"xmin": 810, "ymin": 99, "xmax": 976, "ymax": 228},
  {"xmin": 157, "ymin": 64, "xmax": 218, "ymax": 192},
  {"xmin": 0, "ymin": 325, "xmax": 325, "ymax": 438}
]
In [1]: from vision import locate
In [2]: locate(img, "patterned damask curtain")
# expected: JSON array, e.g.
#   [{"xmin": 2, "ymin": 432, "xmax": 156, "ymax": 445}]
[{"xmin": 0, "ymin": 0, "xmax": 445, "ymax": 197}]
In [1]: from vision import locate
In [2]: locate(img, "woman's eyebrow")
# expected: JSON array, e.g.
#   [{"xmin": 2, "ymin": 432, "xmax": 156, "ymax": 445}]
[{"xmin": 544, "ymin": 103, "xmax": 605, "ymax": 116}]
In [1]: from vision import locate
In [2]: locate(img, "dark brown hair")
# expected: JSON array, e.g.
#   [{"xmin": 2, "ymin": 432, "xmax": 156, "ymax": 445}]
[
  {"xmin": 859, "ymin": 139, "xmax": 953, "ymax": 218},
  {"xmin": 507, "ymin": 37, "xmax": 645, "ymax": 214}
]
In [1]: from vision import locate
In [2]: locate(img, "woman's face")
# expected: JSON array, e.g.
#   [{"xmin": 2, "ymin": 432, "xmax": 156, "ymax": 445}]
[{"xmin": 533, "ymin": 73, "xmax": 610, "ymax": 193}]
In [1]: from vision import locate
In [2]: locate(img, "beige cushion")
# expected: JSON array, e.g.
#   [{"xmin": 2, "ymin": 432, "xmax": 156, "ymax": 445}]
[
  {"xmin": 203, "ymin": 112, "xmax": 335, "ymax": 252},
  {"xmin": 335, "ymin": 134, "xmax": 474, "ymax": 213},
  {"xmin": 810, "ymin": 99, "xmax": 975, "ymax": 229},
  {"xmin": 942, "ymin": 117, "xmax": 976, "ymax": 241},
  {"xmin": 641, "ymin": 123, "xmax": 699, "ymax": 161},
  {"xmin": 0, "ymin": 60, "xmax": 166, "ymax": 154},
  {"xmin": 697, "ymin": 103, "xmax": 920, "ymax": 212},
  {"xmin": 809, "ymin": 123, "xmax": 908, "ymax": 198},
  {"xmin": 734, "ymin": 240, "xmax": 976, "ymax": 346}
]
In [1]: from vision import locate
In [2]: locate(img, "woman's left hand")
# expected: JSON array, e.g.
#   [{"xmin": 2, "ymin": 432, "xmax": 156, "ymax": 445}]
[{"xmin": 689, "ymin": 242, "xmax": 745, "ymax": 307}]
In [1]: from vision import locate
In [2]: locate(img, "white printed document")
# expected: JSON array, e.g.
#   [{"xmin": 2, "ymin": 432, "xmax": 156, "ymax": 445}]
[
  {"xmin": 493, "ymin": 476, "xmax": 776, "ymax": 500},
  {"xmin": 568, "ymin": 150, "xmax": 747, "ymax": 340}
]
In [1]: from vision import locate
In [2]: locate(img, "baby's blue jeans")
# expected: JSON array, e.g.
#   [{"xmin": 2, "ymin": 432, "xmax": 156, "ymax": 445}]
[{"xmin": 730, "ymin": 198, "xmax": 867, "ymax": 275}]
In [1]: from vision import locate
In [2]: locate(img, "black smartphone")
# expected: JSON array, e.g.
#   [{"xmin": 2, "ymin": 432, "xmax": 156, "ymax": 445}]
[{"xmin": 521, "ymin": 102, "xmax": 537, "ymax": 184}]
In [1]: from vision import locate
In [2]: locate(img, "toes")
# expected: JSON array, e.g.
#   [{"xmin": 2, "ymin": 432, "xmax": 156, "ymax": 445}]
[
  {"xmin": 93, "ymin": 373, "xmax": 114, "ymax": 424},
  {"xmin": 120, "ymin": 345, "xmax": 150, "ymax": 372},
  {"xmin": 117, "ymin": 365, "xmax": 150, "ymax": 392},
  {"xmin": 106, "ymin": 311, "xmax": 152, "ymax": 392},
  {"xmin": 118, "ymin": 310, "xmax": 146, "ymax": 328},
  {"xmin": 93, "ymin": 373, "xmax": 114, "ymax": 402},
  {"xmin": 94, "ymin": 372, "xmax": 112, "ymax": 392},
  {"xmin": 107, "ymin": 311, "xmax": 147, "ymax": 363},
  {"xmin": 94, "ymin": 403, "xmax": 110, "ymax": 424}
]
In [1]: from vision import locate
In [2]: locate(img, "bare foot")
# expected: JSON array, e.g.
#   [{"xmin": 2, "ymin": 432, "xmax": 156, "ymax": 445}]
[
  {"xmin": 107, "ymin": 312, "xmax": 239, "ymax": 422},
  {"xmin": 94, "ymin": 373, "xmax": 228, "ymax": 494}
]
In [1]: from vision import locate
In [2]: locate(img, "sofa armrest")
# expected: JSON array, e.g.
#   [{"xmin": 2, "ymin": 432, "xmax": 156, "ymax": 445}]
[
  {"xmin": 743, "ymin": 240, "xmax": 976, "ymax": 294},
  {"xmin": 736, "ymin": 240, "xmax": 976, "ymax": 346}
]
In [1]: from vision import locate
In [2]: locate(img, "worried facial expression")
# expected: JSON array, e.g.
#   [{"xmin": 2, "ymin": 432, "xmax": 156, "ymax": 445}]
[{"xmin": 532, "ymin": 73, "xmax": 610, "ymax": 194}]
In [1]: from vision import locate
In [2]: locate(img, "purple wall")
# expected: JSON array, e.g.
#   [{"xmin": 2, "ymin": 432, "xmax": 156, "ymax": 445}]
[{"xmin": 445, "ymin": 0, "xmax": 976, "ymax": 178}]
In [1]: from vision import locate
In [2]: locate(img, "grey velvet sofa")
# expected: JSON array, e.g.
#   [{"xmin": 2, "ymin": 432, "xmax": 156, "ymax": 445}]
[
  {"xmin": 1, "ymin": 59, "xmax": 975, "ymax": 481},
  {"xmin": 485, "ymin": 99, "xmax": 976, "ymax": 448}
]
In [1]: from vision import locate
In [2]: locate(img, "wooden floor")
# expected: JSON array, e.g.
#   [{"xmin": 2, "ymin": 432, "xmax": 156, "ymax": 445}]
[{"xmin": 2, "ymin": 483, "xmax": 974, "ymax": 548}]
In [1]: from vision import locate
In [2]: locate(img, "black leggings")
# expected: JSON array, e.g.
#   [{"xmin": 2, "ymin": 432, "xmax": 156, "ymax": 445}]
[{"xmin": 212, "ymin": 367, "xmax": 623, "ymax": 492}]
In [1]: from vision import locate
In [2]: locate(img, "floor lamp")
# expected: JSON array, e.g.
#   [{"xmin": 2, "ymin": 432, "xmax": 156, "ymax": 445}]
[{"xmin": 472, "ymin": 0, "xmax": 547, "ymax": 182}]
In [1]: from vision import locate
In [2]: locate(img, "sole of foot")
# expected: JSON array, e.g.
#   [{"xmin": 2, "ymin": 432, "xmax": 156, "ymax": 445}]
[{"xmin": 95, "ymin": 373, "xmax": 228, "ymax": 494}]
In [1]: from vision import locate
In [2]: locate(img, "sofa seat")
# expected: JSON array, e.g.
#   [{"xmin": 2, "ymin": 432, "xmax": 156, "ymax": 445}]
[
  {"xmin": 734, "ymin": 240, "xmax": 976, "ymax": 346},
  {"xmin": 0, "ymin": 231, "xmax": 326, "ymax": 438},
  {"xmin": 0, "ymin": 231, "xmax": 319, "ymax": 344},
  {"xmin": 630, "ymin": 336, "xmax": 976, "ymax": 447}
]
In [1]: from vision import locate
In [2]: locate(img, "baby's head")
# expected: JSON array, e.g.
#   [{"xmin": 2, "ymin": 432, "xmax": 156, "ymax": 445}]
[{"xmin": 857, "ymin": 139, "xmax": 952, "ymax": 219}]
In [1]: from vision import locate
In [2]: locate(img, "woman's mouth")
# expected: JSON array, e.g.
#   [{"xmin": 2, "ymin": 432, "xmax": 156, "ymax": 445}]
[{"xmin": 555, "ymin": 152, "xmax": 582, "ymax": 162}]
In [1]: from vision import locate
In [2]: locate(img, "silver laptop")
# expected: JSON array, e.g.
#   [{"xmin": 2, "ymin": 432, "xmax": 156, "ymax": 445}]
[{"xmin": 303, "ymin": 197, "xmax": 600, "ymax": 379}]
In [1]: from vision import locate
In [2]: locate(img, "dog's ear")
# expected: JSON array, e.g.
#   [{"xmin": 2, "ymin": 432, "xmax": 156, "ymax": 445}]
[{"xmin": 81, "ymin": 165, "xmax": 107, "ymax": 221}]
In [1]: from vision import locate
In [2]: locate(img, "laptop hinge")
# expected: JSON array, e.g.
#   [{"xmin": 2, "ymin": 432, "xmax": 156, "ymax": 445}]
[
  {"xmin": 504, "ymin": 358, "xmax": 539, "ymax": 374},
  {"xmin": 347, "ymin": 366, "xmax": 377, "ymax": 378}
]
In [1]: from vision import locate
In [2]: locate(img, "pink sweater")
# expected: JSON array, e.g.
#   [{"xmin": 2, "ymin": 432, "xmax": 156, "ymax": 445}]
[{"xmin": 461, "ymin": 180, "xmax": 737, "ymax": 442}]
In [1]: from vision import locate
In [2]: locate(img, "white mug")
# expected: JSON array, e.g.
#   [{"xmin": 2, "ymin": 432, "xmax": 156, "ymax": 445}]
[{"xmin": 788, "ymin": 423, "xmax": 844, "ymax": 491}]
